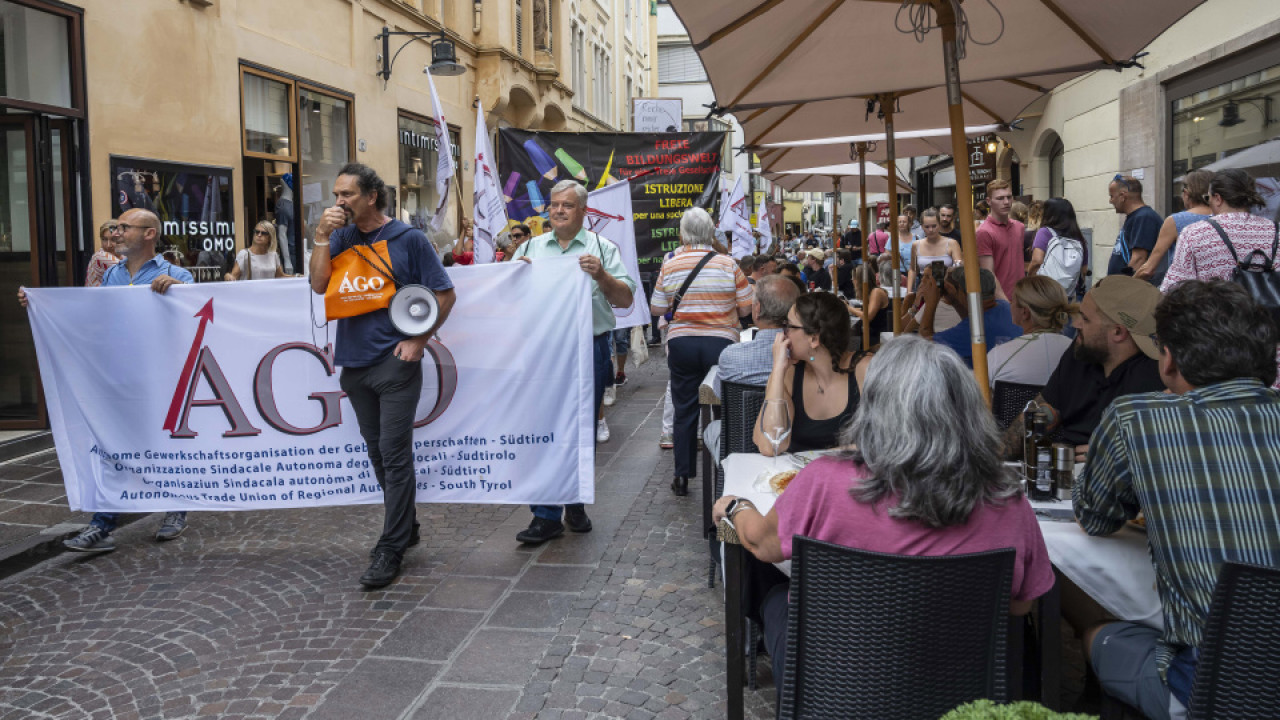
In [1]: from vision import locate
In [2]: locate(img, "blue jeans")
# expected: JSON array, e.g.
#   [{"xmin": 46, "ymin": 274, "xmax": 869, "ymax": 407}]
[
  {"xmin": 531, "ymin": 332, "xmax": 612, "ymax": 521},
  {"xmin": 91, "ymin": 511, "xmax": 185, "ymax": 532},
  {"xmin": 612, "ymin": 327, "xmax": 631, "ymax": 357}
]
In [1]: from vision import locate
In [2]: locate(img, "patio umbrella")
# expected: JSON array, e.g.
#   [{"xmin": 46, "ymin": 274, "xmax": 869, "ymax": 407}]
[
  {"xmin": 669, "ymin": 0, "xmax": 1206, "ymax": 401},
  {"xmin": 754, "ymin": 123, "xmax": 1003, "ymax": 173}
]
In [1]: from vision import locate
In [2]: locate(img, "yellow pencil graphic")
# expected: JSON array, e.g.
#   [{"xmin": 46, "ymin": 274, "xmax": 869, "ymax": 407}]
[{"xmin": 595, "ymin": 149, "xmax": 616, "ymax": 189}]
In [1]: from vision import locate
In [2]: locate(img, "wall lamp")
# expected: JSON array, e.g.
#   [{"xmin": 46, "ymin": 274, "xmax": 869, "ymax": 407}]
[{"xmin": 376, "ymin": 25, "xmax": 466, "ymax": 85}]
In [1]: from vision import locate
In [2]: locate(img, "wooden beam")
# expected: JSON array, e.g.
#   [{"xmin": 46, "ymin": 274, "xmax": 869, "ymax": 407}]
[
  {"xmin": 752, "ymin": 103, "xmax": 805, "ymax": 145},
  {"xmin": 693, "ymin": 0, "xmax": 787, "ymax": 52},
  {"xmin": 1037, "ymin": 0, "xmax": 1116, "ymax": 65},
  {"xmin": 728, "ymin": 0, "xmax": 844, "ymax": 109},
  {"xmin": 960, "ymin": 90, "xmax": 1006, "ymax": 125}
]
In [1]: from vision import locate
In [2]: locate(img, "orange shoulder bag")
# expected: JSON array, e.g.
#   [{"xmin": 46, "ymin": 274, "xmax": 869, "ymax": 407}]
[{"xmin": 324, "ymin": 238, "xmax": 398, "ymax": 320}]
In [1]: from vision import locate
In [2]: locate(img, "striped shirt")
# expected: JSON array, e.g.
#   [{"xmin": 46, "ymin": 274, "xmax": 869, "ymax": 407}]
[
  {"xmin": 1073, "ymin": 378, "xmax": 1280, "ymax": 679},
  {"xmin": 651, "ymin": 246, "xmax": 752, "ymax": 342}
]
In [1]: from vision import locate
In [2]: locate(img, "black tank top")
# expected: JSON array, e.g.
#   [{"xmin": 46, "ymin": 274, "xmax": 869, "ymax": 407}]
[{"xmin": 789, "ymin": 364, "xmax": 859, "ymax": 452}]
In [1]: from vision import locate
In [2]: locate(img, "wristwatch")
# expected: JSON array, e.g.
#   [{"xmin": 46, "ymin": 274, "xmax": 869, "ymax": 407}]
[{"xmin": 724, "ymin": 498, "xmax": 756, "ymax": 519}]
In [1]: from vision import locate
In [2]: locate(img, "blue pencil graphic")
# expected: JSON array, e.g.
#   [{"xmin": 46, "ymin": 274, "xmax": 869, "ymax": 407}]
[
  {"xmin": 523, "ymin": 139, "xmax": 558, "ymax": 181},
  {"xmin": 527, "ymin": 181, "xmax": 547, "ymax": 216}
]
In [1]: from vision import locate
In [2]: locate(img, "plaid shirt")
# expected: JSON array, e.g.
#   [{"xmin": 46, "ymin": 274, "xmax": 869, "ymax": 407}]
[
  {"xmin": 714, "ymin": 328, "xmax": 781, "ymax": 396},
  {"xmin": 1074, "ymin": 378, "xmax": 1280, "ymax": 679}
]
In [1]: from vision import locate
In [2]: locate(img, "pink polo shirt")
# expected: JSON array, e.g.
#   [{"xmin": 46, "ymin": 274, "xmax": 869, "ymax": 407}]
[
  {"xmin": 774, "ymin": 456, "xmax": 1055, "ymax": 604},
  {"xmin": 976, "ymin": 216, "xmax": 1026, "ymax": 299}
]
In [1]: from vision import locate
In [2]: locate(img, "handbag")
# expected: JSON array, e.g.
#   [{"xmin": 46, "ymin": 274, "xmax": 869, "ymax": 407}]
[
  {"xmin": 1203, "ymin": 218, "xmax": 1280, "ymax": 325},
  {"xmin": 323, "ymin": 239, "xmax": 398, "ymax": 321},
  {"xmin": 664, "ymin": 251, "xmax": 716, "ymax": 322}
]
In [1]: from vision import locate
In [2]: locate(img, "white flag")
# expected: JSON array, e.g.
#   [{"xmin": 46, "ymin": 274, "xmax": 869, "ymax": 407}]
[
  {"xmin": 718, "ymin": 174, "xmax": 754, "ymax": 259},
  {"xmin": 426, "ymin": 67, "xmax": 456, "ymax": 231},
  {"xmin": 585, "ymin": 180, "xmax": 648, "ymax": 329},
  {"xmin": 472, "ymin": 104, "xmax": 506, "ymax": 263},
  {"xmin": 756, "ymin": 201, "xmax": 773, "ymax": 254}
]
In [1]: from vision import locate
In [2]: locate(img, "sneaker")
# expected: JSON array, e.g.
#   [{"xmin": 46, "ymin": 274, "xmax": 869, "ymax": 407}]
[
  {"xmin": 64, "ymin": 526, "xmax": 115, "ymax": 553},
  {"xmin": 360, "ymin": 549, "xmax": 401, "ymax": 589},
  {"xmin": 596, "ymin": 418, "xmax": 610, "ymax": 443},
  {"xmin": 602, "ymin": 386, "xmax": 616, "ymax": 407},
  {"xmin": 564, "ymin": 504, "xmax": 592, "ymax": 533},
  {"xmin": 659, "ymin": 433, "xmax": 674, "ymax": 449},
  {"xmin": 155, "ymin": 512, "xmax": 187, "ymax": 541},
  {"xmin": 647, "ymin": 337, "xmax": 662, "ymax": 347},
  {"xmin": 516, "ymin": 516, "xmax": 565, "ymax": 545},
  {"xmin": 614, "ymin": 371, "xmax": 628, "ymax": 386}
]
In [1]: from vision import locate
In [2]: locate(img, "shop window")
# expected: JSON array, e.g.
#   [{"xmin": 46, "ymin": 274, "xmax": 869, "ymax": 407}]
[
  {"xmin": 239, "ymin": 65, "xmax": 354, "ymax": 275},
  {"xmin": 1169, "ymin": 47, "xmax": 1280, "ymax": 220},
  {"xmin": 398, "ymin": 111, "xmax": 462, "ymax": 233}
]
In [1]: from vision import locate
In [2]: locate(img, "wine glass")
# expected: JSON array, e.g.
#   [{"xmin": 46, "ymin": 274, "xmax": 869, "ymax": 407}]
[{"xmin": 753, "ymin": 399, "xmax": 792, "ymax": 493}]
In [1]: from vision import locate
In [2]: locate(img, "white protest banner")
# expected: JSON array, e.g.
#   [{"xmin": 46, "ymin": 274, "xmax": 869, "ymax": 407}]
[
  {"xmin": 718, "ymin": 174, "xmax": 754, "ymax": 259},
  {"xmin": 586, "ymin": 180, "xmax": 648, "ymax": 329},
  {"xmin": 756, "ymin": 200, "xmax": 774, "ymax": 254},
  {"xmin": 472, "ymin": 103, "xmax": 506, "ymax": 263},
  {"xmin": 426, "ymin": 68, "xmax": 456, "ymax": 231},
  {"xmin": 25, "ymin": 259, "xmax": 594, "ymax": 513}
]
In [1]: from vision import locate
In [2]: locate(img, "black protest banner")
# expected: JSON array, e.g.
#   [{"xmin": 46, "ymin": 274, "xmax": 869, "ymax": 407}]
[{"xmin": 496, "ymin": 130, "xmax": 725, "ymax": 270}]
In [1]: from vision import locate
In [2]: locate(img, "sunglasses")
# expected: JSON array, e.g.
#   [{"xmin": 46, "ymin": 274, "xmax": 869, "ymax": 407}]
[{"xmin": 253, "ymin": 230, "xmax": 271, "ymax": 236}]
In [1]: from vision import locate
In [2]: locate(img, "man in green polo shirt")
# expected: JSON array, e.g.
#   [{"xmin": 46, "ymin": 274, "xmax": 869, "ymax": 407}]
[{"xmin": 509, "ymin": 179, "xmax": 636, "ymax": 544}]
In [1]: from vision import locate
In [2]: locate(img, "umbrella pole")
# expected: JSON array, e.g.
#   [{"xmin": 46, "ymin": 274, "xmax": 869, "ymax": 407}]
[
  {"xmin": 936, "ymin": 2, "xmax": 991, "ymax": 403},
  {"xmin": 883, "ymin": 95, "xmax": 903, "ymax": 335},
  {"xmin": 856, "ymin": 143, "xmax": 871, "ymax": 351},
  {"xmin": 832, "ymin": 177, "xmax": 841, "ymax": 243}
]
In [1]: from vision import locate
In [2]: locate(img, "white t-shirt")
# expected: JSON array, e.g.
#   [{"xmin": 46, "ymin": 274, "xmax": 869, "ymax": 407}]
[
  {"xmin": 986, "ymin": 332, "xmax": 1074, "ymax": 388},
  {"xmin": 235, "ymin": 248, "xmax": 281, "ymax": 280}
]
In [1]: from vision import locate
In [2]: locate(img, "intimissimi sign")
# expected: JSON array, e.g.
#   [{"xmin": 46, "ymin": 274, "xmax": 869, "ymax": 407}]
[{"xmin": 399, "ymin": 127, "xmax": 462, "ymax": 162}]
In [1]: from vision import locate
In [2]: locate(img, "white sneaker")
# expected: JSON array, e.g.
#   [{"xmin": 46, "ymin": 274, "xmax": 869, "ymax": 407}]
[
  {"xmin": 596, "ymin": 418, "xmax": 611, "ymax": 443},
  {"xmin": 603, "ymin": 386, "xmax": 616, "ymax": 406}
]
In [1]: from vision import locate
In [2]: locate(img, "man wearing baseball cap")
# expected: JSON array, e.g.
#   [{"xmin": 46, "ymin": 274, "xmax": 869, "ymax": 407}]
[
  {"xmin": 800, "ymin": 248, "xmax": 831, "ymax": 291},
  {"xmin": 1002, "ymin": 275, "xmax": 1166, "ymax": 461}
]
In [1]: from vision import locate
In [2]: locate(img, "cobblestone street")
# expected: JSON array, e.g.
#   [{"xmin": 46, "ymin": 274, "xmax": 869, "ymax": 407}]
[{"xmin": 0, "ymin": 358, "xmax": 777, "ymax": 720}]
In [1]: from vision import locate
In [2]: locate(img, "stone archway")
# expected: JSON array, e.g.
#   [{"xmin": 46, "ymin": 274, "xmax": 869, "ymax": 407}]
[
  {"xmin": 541, "ymin": 103, "xmax": 568, "ymax": 131},
  {"xmin": 505, "ymin": 85, "xmax": 541, "ymax": 129}
]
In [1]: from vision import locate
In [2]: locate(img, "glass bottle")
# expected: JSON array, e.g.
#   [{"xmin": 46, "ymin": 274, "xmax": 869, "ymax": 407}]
[{"xmin": 1053, "ymin": 444, "xmax": 1075, "ymax": 501}]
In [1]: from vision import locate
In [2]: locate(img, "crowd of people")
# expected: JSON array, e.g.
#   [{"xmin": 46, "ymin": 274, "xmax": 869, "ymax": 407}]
[{"xmin": 18, "ymin": 156, "xmax": 1280, "ymax": 718}]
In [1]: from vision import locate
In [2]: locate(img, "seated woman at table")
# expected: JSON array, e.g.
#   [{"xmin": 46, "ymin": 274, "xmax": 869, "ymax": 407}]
[
  {"xmin": 986, "ymin": 275, "xmax": 1077, "ymax": 388},
  {"xmin": 753, "ymin": 292, "xmax": 870, "ymax": 455},
  {"xmin": 715, "ymin": 336, "xmax": 1056, "ymax": 701},
  {"xmin": 848, "ymin": 256, "xmax": 895, "ymax": 342}
]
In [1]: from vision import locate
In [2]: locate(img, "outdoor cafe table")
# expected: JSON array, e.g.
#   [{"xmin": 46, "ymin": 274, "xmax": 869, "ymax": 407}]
[{"xmin": 716, "ymin": 452, "xmax": 1160, "ymax": 718}]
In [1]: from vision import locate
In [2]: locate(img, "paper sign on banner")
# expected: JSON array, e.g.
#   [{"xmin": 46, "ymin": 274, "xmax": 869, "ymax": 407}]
[
  {"xmin": 586, "ymin": 180, "xmax": 647, "ymax": 329},
  {"xmin": 25, "ymin": 261, "xmax": 595, "ymax": 513}
]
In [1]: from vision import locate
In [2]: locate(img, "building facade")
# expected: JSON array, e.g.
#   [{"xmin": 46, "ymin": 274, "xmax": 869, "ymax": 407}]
[
  {"xmin": 1002, "ymin": 0, "xmax": 1280, "ymax": 278},
  {"xmin": 1, "ymin": 0, "xmax": 653, "ymax": 430}
]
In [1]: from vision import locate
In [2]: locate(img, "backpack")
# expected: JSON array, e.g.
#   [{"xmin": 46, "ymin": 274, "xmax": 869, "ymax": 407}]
[
  {"xmin": 1204, "ymin": 218, "xmax": 1280, "ymax": 326},
  {"xmin": 1037, "ymin": 228, "xmax": 1084, "ymax": 293}
]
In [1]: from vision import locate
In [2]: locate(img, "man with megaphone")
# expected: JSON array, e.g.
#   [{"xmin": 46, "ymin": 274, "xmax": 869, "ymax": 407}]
[{"xmin": 310, "ymin": 163, "xmax": 457, "ymax": 590}]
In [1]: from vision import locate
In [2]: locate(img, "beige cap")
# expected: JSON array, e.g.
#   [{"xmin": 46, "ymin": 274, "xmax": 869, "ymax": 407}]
[
  {"xmin": 1089, "ymin": 275, "xmax": 1162, "ymax": 360},
  {"xmin": 805, "ymin": 248, "xmax": 825, "ymax": 263}
]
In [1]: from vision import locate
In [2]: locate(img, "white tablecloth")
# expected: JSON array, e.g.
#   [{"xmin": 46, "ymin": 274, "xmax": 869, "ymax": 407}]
[{"xmin": 721, "ymin": 452, "xmax": 1162, "ymax": 629}]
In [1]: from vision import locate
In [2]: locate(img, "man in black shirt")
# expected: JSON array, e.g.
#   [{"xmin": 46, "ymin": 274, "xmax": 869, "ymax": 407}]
[
  {"xmin": 1003, "ymin": 275, "xmax": 1165, "ymax": 460},
  {"xmin": 938, "ymin": 203, "xmax": 964, "ymax": 243},
  {"xmin": 801, "ymin": 248, "xmax": 831, "ymax": 291}
]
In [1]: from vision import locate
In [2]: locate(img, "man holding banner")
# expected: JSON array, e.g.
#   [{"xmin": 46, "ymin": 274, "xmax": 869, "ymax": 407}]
[
  {"xmin": 510, "ymin": 180, "xmax": 635, "ymax": 545},
  {"xmin": 19, "ymin": 208, "xmax": 196, "ymax": 553},
  {"xmin": 309, "ymin": 163, "xmax": 456, "ymax": 589}
]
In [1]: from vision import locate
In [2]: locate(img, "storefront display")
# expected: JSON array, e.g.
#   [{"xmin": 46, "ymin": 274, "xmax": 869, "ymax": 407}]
[
  {"xmin": 398, "ymin": 112, "xmax": 462, "ymax": 233},
  {"xmin": 108, "ymin": 156, "xmax": 234, "ymax": 269}
]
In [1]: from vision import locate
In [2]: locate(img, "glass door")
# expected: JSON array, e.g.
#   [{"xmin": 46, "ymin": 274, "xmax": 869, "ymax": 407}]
[{"xmin": 0, "ymin": 115, "xmax": 43, "ymax": 427}]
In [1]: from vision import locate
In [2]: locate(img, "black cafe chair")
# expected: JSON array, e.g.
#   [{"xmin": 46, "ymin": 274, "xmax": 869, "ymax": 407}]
[
  {"xmin": 779, "ymin": 538, "xmax": 1014, "ymax": 720},
  {"xmin": 992, "ymin": 381, "xmax": 1044, "ymax": 432},
  {"xmin": 709, "ymin": 379, "xmax": 766, "ymax": 588},
  {"xmin": 711, "ymin": 380, "xmax": 766, "ymax": 689},
  {"xmin": 1101, "ymin": 560, "xmax": 1280, "ymax": 720},
  {"xmin": 1186, "ymin": 561, "xmax": 1280, "ymax": 718}
]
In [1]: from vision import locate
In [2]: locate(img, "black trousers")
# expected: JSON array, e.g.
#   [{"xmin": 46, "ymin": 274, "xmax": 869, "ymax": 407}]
[
  {"xmin": 340, "ymin": 353, "xmax": 422, "ymax": 559},
  {"xmin": 667, "ymin": 335, "xmax": 733, "ymax": 478}
]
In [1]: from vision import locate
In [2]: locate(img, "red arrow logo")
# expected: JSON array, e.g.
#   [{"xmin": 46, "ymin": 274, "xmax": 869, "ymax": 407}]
[{"xmin": 163, "ymin": 299, "xmax": 214, "ymax": 432}]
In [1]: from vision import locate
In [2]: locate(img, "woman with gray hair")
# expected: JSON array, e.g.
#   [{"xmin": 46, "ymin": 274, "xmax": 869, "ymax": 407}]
[
  {"xmin": 714, "ymin": 335, "xmax": 1055, "ymax": 698},
  {"xmin": 651, "ymin": 207, "xmax": 754, "ymax": 497}
]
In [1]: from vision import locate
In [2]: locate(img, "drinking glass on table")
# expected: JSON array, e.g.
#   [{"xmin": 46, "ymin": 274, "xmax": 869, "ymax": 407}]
[{"xmin": 753, "ymin": 399, "xmax": 792, "ymax": 492}]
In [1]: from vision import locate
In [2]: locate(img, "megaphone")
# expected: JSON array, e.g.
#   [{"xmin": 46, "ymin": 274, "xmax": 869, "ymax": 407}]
[{"xmin": 387, "ymin": 284, "xmax": 440, "ymax": 337}]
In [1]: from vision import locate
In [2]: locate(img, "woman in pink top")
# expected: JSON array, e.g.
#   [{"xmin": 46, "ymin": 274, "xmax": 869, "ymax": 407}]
[
  {"xmin": 713, "ymin": 335, "xmax": 1055, "ymax": 701},
  {"xmin": 1161, "ymin": 169, "xmax": 1280, "ymax": 387},
  {"xmin": 84, "ymin": 220, "xmax": 120, "ymax": 287}
]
